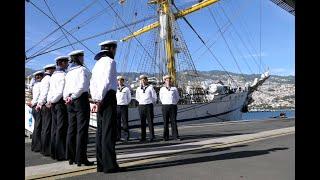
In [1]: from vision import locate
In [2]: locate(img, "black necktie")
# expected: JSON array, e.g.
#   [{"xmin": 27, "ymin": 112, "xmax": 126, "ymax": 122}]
[
  {"xmin": 118, "ymin": 86, "xmax": 125, "ymax": 92},
  {"xmin": 142, "ymin": 85, "xmax": 148, "ymax": 93}
]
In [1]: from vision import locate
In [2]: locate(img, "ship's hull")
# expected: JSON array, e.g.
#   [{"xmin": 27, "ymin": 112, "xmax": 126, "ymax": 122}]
[
  {"xmin": 25, "ymin": 91, "xmax": 248, "ymax": 134},
  {"xmin": 89, "ymin": 91, "xmax": 249, "ymax": 128}
]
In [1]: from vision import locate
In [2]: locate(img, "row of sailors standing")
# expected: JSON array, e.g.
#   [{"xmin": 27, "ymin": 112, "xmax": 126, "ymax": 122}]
[
  {"xmin": 28, "ymin": 50, "xmax": 94, "ymax": 167},
  {"xmin": 27, "ymin": 39, "xmax": 181, "ymax": 173}
]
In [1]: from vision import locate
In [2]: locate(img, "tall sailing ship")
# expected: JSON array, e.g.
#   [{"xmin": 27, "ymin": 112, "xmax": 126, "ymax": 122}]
[{"xmin": 25, "ymin": 0, "xmax": 274, "ymax": 132}]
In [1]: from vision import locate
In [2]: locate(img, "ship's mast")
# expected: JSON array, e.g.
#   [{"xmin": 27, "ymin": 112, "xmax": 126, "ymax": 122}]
[
  {"xmin": 160, "ymin": 0, "xmax": 177, "ymax": 86},
  {"xmin": 122, "ymin": 0, "xmax": 220, "ymax": 86}
]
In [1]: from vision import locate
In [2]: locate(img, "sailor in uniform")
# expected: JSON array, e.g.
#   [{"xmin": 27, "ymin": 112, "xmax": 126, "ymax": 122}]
[
  {"xmin": 90, "ymin": 40, "xmax": 124, "ymax": 173},
  {"xmin": 159, "ymin": 75, "xmax": 181, "ymax": 141},
  {"xmin": 116, "ymin": 75, "xmax": 131, "ymax": 142},
  {"xmin": 136, "ymin": 75, "xmax": 157, "ymax": 142},
  {"xmin": 28, "ymin": 70, "xmax": 44, "ymax": 152},
  {"xmin": 35, "ymin": 64, "xmax": 56, "ymax": 156},
  {"xmin": 64, "ymin": 50, "xmax": 93, "ymax": 166},
  {"xmin": 46, "ymin": 56, "xmax": 69, "ymax": 160}
]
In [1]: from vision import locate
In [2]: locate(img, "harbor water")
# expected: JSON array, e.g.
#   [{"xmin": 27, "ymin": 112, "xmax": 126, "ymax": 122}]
[{"xmin": 242, "ymin": 109, "xmax": 295, "ymax": 120}]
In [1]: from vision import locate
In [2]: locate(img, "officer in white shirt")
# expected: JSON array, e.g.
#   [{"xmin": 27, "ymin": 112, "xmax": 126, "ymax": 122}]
[
  {"xmin": 64, "ymin": 50, "xmax": 93, "ymax": 166},
  {"xmin": 90, "ymin": 40, "xmax": 124, "ymax": 173},
  {"xmin": 27, "ymin": 71, "xmax": 44, "ymax": 152},
  {"xmin": 136, "ymin": 75, "xmax": 157, "ymax": 142},
  {"xmin": 159, "ymin": 75, "xmax": 181, "ymax": 141},
  {"xmin": 46, "ymin": 56, "xmax": 69, "ymax": 161},
  {"xmin": 36, "ymin": 64, "xmax": 56, "ymax": 156},
  {"xmin": 116, "ymin": 75, "xmax": 131, "ymax": 142}
]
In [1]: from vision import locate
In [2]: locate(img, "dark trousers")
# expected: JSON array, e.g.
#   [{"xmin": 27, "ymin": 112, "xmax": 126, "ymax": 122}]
[
  {"xmin": 138, "ymin": 104, "xmax": 155, "ymax": 140},
  {"xmin": 66, "ymin": 92, "xmax": 90, "ymax": 164},
  {"xmin": 162, "ymin": 105, "xmax": 179, "ymax": 140},
  {"xmin": 41, "ymin": 106, "xmax": 52, "ymax": 156},
  {"xmin": 31, "ymin": 107, "xmax": 42, "ymax": 152},
  {"xmin": 51, "ymin": 99, "xmax": 68, "ymax": 160},
  {"xmin": 116, "ymin": 105, "xmax": 129, "ymax": 140},
  {"xmin": 96, "ymin": 90, "xmax": 119, "ymax": 172}
]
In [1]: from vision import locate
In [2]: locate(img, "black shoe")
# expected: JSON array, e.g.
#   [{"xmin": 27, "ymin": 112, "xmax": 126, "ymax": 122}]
[
  {"xmin": 139, "ymin": 139, "xmax": 146, "ymax": 142},
  {"xmin": 69, "ymin": 160, "xmax": 74, "ymax": 165},
  {"xmin": 77, "ymin": 160, "xmax": 94, "ymax": 166},
  {"xmin": 162, "ymin": 138, "xmax": 169, "ymax": 141},
  {"xmin": 56, "ymin": 158, "xmax": 66, "ymax": 161},
  {"xmin": 174, "ymin": 138, "xmax": 181, "ymax": 141}
]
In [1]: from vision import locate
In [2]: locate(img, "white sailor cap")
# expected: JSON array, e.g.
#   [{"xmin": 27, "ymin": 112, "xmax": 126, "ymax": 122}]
[
  {"xmin": 33, "ymin": 70, "xmax": 44, "ymax": 76},
  {"xmin": 139, "ymin": 74, "xmax": 148, "ymax": 80},
  {"xmin": 117, "ymin": 76, "xmax": 125, "ymax": 80},
  {"xmin": 43, "ymin": 63, "xmax": 56, "ymax": 70},
  {"xmin": 98, "ymin": 40, "xmax": 117, "ymax": 47},
  {"xmin": 68, "ymin": 50, "xmax": 84, "ymax": 56},
  {"xmin": 163, "ymin": 75, "xmax": 171, "ymax": 81},
  {"xmin": 54, "ymin": 56, "xmax": 69, "ymax": 62}
]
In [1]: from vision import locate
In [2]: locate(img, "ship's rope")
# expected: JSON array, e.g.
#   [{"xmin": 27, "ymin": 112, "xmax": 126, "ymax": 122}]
[
  {"xmin": 226, "ymin": 30, "xmax": 254, "ymax": 75},
  {"xmin": 28, "ymin": 5, "xmax": 112, "ymax": 61},
  {"xmin": 220, "ymin": 1, "xmax": 263, "ymax": 74},
  {"xmin": 26, "ymin": 0, "xmax": 96, "ymax": 55},
  {"xmin": 228, "ymin": 0, "xmax": 267, "ymax": 74},
  {"xmin": 25, "ymin": 15, "xmax": 157, "ymax": 61},
  {"xmin": 120, "ymin": 1, "xmax": 139, "ymax": 74},
  {"xmin": 217, "ymin": 3, "xmax": 254, "ymax": 75},
  {"xmin": 171, "ymin": 1, "xmax": 239, "ymax": 87},
  {"xmin": 259, "ymin": 0, "xmax": 262, "ymax": 74},
  {"xmin": 208, "ymin": 7, "xmax": 247, "ymax": 82},
  {"xmin": 173, "ymin": 21, "xmax": 202, "ymax": 85},
  {"xmin": 25, "ymin": 0, "xmax": 100, "ymax": 54},
  {"xmin": 191, "ymin": 0, "xmax": 252, "ymax": 60},
  {"xmin": 43, "ymin": 0, "xmax": 75, "ymax": 50},
  {"xmin": 102, "ymin": 0, "xmax": 155, "ymax": 66}
]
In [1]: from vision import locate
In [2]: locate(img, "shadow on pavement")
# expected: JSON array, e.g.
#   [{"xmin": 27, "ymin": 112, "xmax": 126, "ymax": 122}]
[{"xmin": 124, "ymin": 147, "xmax": 289, "ymax": 172}]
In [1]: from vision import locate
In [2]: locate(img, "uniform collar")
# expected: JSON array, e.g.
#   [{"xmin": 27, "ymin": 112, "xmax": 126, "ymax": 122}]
[
  {"xmin": 67, "ymin": 63, "xmax": 81, "ymax": 71},
  {"xmin": 118, "ymin": 85, "xmax": 125, "ymax": 92},
  {"xmin": 55, "ymin": 66, "xmax": 66, "ymax": 72},
  {"xmin": 44, "ymin": 72, "xmax": 51, "ymax": 77},
  {"xmin": 141, "ymin": 84, "xmax": 149, "ymax": 93}
]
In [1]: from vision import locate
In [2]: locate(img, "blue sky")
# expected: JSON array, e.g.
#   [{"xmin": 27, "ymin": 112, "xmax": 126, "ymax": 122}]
[{"xmin": 25, "ymin": 0, "xmax": 295, "ymax": 76}]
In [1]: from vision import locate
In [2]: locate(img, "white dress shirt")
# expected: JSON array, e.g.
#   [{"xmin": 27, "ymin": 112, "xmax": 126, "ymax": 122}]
[
  {"xmin": 63, "ymin": 65, "xmax": 90, "ymax": 100},
  {"xmin": 116, "ymin": 86, "xmax": 131, "ymax": 105},
  {"xmin": 159, "ymin": 86, "xmax": 180, "ymax": 105},
  {"xmin": 37, "ymin": 74, "xmax": 51, "ymax": 106},
  {"xmin": 90, "ymin": 56, "xmax": 117, "ymax": 102},
  {"xmin": 47, "ymin": 70, "xmax": 66, "ymax": 104},
  {"xmin": 31, "ymin": 81, "xmax": 41, "ymax": 107},
  {"xmin": 136, "ymin": 85, "xmax": 157, "ymax": 105}
]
